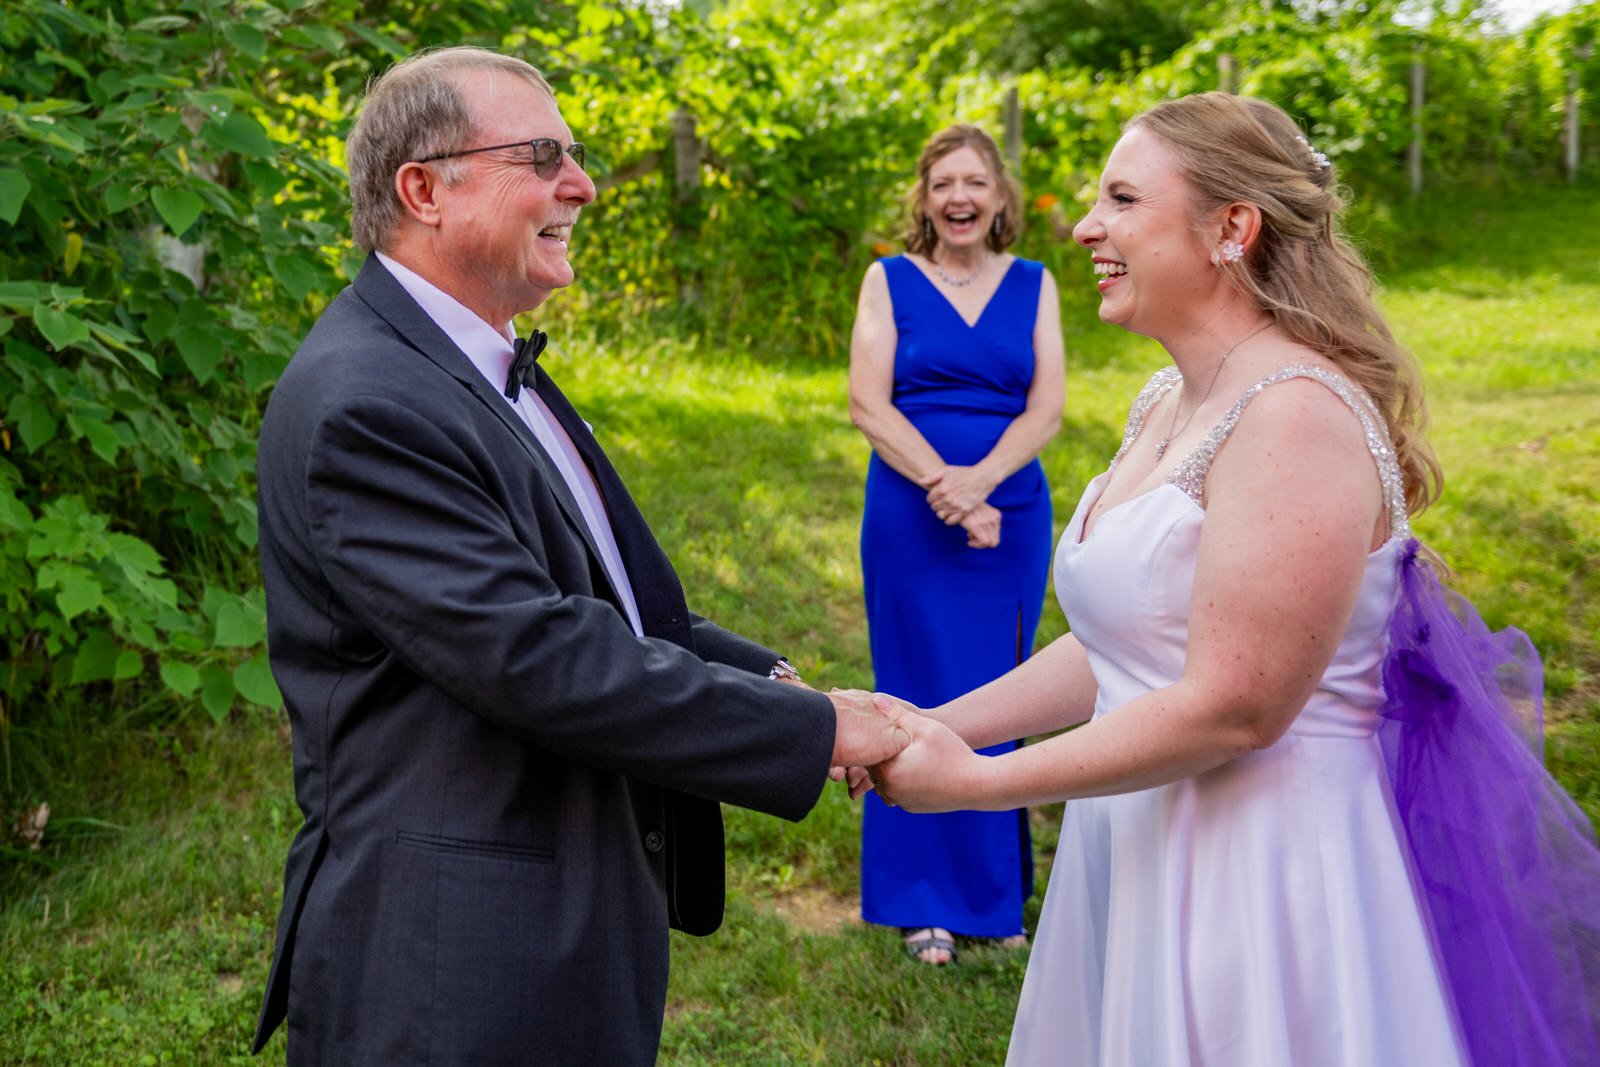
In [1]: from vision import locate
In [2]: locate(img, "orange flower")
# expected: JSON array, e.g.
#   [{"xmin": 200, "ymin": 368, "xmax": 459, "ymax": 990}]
[
  {"xmin": 1033, "ymin": 193, "xmax": 1059, "ymax": 212},
  {"xmin": 870, "ymin": 240, "xmax": 892, "ymax": 256}
]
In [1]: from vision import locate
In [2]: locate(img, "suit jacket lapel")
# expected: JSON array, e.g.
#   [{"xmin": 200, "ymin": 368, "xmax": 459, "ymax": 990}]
[
  {"xmin": 531, "ymin": 364, "xmax": 693, "ymax": 646},
  {"xmin": 348, "ymin": 257, "xmax": 609, "ymax": 571}
]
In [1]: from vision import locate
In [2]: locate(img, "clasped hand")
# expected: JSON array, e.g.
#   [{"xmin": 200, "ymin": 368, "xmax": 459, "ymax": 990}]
[
  {"xmin": 829, "ymin": 691, "xmax": 981, "ymax": 813},
  {"xmin": 920, "ymin": 467, "xmax": 1001, "ymax": 548}
]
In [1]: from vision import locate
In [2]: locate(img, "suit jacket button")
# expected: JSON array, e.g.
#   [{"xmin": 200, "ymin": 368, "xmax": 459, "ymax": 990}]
[{"xmin": 643, "ymin": 830, "xmax": 665, "ymax": 853}]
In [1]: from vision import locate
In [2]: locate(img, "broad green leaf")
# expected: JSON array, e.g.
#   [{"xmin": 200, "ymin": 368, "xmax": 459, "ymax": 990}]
[
  {"xmin": 243, "ymin": 161, "xmax": 288, "ymax": 197},
  {"xmin": 160, "ymin": 659, "xmax": 201, "ymax": 697},
  {"xmin": 0, "ymin": 170, "xmax": 30, "ymax": 225},
  {"xmin": 65, "ymin": 411, "xmax": 121, "ymax": 463},
  {"xmin": 0, "ymin": 489, "xmax": 32, "ymax": 530},
  {"xmin": 172, "ymin": 323, "xmax": 224, "ymax": 382},
  {"xmin": 0, "ymin": 281, "xmax": 51, "ymax": 309},
  {"xmin": 32, "ymin": 305, "xmax": 92, "ymax": 350},
  {"xmin": 57, "ymin": 571, "xmax": 104, "ymax": 620},
  {"xmin": 200, "ymin": 665, "xmax": 236, "ymax": 721},
  {"xmin": 114, "ymin": 649, "xmax": 143, "ymax": 681},
  {"xmin": 104, "ymin": 183, "xmax": 145, "ymax": 214},
  {"xmin": 268, "ymin": 253, "xmax": 321, "ymax": 302},
  {"xmin": 207, "ymin": 111, "xmax": 275, "ymax": 158},
  {"xmin": 213, "ymin": 598, "xmax": 262, "ymax": 647},
  {"xmin": 150, "ymin": 186, "xmax": 204, "ymax": 236},
  {"xmin": 10, "ymin": 394, "xmax": 59, "ymax": 452},
  {"xmin": 348, "ymin": 24, "xmax": 407, "ymax": 58},
  {"xmin": 132, "ymin": 15, "xmax": 192, "ymax": 32},
  {"xmin": 223, "ymin": 23, "xmax": 268, "ymax": 61},
  {"xmin": 234, "ymin": 655, "xmax": 282, "ymax": 708},
  {"xmin": 69, "ymin": 628, "xmax": 119, "ymax": 684}
]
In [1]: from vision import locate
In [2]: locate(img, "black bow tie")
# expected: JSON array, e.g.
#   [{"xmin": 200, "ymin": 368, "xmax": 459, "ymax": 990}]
[{"xmin": 504, "ymin": 329, "xmax": 548, "ymax": 402}]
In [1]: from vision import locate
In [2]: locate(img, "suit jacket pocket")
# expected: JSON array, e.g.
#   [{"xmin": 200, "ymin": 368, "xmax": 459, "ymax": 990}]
[{"xmin": 394, "ymin": 830, "xmax": 554, "ymax": 864}]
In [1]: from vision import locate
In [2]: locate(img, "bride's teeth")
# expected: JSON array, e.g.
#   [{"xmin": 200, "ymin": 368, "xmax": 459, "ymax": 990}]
[{"xmin": 1093, "ymin": 262, "xmax": 1127, "ymax": 277}]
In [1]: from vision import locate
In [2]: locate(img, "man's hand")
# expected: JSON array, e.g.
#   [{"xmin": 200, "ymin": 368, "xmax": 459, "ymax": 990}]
[
  {"xmin": 868, "ymin": 694, "xmax": 987, "ymax": 813},
  {"xmin": 960, "ymin": 503, "xmax": 1002, "ymax": 549},
  {"xmin": 828, "ymin": 688, "xmax": 912, "ymax": 770}
]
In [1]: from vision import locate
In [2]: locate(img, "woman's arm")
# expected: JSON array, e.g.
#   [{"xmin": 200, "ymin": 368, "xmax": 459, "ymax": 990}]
[
  {"xmin": 847, "ymin": 262, "xmax": 948, "ymax": 485},
  {"xmin": 929, "ymin": 630, "xmax": 1098, "ymax": 747},
  {"xmin": 875, "ymin": 378, "xmax": 1385, "ymax": 811},
  {"xmin": 924, "ymin": 269, "xmax": 1067, "ymax": 520}
]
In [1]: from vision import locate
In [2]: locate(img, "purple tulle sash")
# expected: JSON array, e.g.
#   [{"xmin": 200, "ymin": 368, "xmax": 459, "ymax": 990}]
[{"xmin": 1380, "ymin": 539, "xmax": 1600, "ymax": 1066}]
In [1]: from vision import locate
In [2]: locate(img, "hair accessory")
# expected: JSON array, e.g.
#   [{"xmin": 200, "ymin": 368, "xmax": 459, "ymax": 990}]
[
  {"xmin": 1295, "ymin": 135, "xmax": 1331, "ymax": 171},
  {"xmin": 1211, "ymin": 240, "xmax": 1245, "ymax": 267}
]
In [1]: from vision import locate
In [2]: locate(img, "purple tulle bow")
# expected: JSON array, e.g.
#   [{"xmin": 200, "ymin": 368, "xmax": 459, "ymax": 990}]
[{"xmin": 1380, "ymin": 539, "xmax": 1600, "ymax": 1066}]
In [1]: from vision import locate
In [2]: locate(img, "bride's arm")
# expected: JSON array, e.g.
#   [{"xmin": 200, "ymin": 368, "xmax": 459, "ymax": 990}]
[
  {"xmin": 876, "ymin": 380, "xmax": 1384, "ymax": 812},
  {"xmin": 929, "ymin": 631, "xmax": 1098, "ymax": 749}
]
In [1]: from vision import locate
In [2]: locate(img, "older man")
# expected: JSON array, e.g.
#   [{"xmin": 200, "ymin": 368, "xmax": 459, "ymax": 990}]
[{"xmin": 250, "ymin": 47, "xmax": 905, "ymax": 1065}]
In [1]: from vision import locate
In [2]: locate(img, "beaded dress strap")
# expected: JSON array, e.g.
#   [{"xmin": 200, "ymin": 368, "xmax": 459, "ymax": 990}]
[
  {"xmin": 1162, "ymin": 364, "xmax": 1411, "ymax": 539},
  {"xmin": 1110, "ymin": 366, "xmax": 1182, "ymax": 467}
]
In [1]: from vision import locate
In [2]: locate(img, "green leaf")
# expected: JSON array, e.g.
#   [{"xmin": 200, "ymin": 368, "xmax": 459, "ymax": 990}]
[
  {"xmin": 0, "ymin": 170, "xmax": 31, "ymax": 225},
  {"xmin": 160, "ymin": 659, "xmax": 201, "ymax": 697},
  {"xmin": 223, "ymin": 23, "xmax": 268, "ymax": 60},
  {"xmin": 172, "ymin": 323, "xmax": 223, "ymax": 382},
  {"xmin": 150, "ymin": 186, "xmax": 204, "ymax": 236},
  {"xmin": 268, "ymin": 253, "xmax": 321, "ymax": 302},
  {"xmin": 212, "ymin": 598, "xmax": 262, "ymax": 647},
  {"xmin": 200, "ymin": 665, "xmax": 235, "ymax": 721},
  {"xmin": 104, "ymin": 183, "xmax": 146, "ymax": 214},
  {"xmin": 207, "ymin": 111, "xmax": 275, "ymax": 158},
  {"xmin": 114, "ymin": 649, "xmax": 143, "ymax": 681},
  {"xmin": 32, "ymin": 305, "xmax": 92, "ymax": 350},
  {"xmin": 348, "ymin": 23, "xmax": 407, "ymax": 57},
  {"xmin": 65, "ymin": 411, "xmax": 121, "ymax": 463},
  {"xmin": 234, "ymin": 655, "xmax": 282, "ymax": 708},
  {"xmin": 0, "ymin": 281, "xmax": 52, "ymax": 309},
  {"xmin": 10, "ymin": 394, "xmax": 59, "ymax": 452},
  {"xmin": 57, "ymin": 570, "xmax": 104, "ymax": 620},
  {"xmin": 243, "ymin": 161, "xmax": 289, "ymax": 197},
  {"xmin": 69, "ymin": 628, "xmax": 119, "ymax": 684}
]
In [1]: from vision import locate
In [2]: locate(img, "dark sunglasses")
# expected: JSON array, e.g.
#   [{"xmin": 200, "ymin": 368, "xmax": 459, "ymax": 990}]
[{"xmin": 413, "ymin": 138, "xmax": 586, "ymax": 181}]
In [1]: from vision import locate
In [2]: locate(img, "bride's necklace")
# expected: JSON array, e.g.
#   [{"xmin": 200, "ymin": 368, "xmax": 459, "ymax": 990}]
[
  {"xmin": 1153, "ymin": 322, "xmax": 1273, "ymax": 462},
  {"xmin": 931, "ymin": 256, "xmax": 985, "ymax": 287}
]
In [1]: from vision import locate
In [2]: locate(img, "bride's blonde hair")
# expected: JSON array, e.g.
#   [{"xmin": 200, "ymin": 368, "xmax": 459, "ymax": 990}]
[{"xmin": 1132, "ymin": 92, "xmax": 1442, "ymax": 515}]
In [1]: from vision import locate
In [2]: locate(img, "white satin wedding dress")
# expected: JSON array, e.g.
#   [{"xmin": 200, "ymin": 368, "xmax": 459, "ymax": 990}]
[{"xmin": 1006, "ymin": 366, "xmax": 1466, "ymax": 1066}]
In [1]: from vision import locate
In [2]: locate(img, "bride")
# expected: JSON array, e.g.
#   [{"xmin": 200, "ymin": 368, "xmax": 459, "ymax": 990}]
[{"xmin": 853, "ymin": 93, "xmax": 1600, "ymax": 1066}]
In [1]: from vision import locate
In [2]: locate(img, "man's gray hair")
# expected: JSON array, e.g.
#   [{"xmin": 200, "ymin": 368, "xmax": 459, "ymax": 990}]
[{"xmin": 347, "ymin": 47, "xmax": 553, "ymax": 253}]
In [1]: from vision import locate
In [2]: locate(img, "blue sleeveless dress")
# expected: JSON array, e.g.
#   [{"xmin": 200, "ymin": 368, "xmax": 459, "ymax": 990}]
[{"xmin": 859, "ymin": 255, "xmax": 1052, "ymax": 938}]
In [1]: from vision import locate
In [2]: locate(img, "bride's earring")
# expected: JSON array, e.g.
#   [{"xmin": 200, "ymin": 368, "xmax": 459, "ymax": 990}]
[{"xmin": 1211, "ymin": 240, "xmax": 1245, "ymax": 267}]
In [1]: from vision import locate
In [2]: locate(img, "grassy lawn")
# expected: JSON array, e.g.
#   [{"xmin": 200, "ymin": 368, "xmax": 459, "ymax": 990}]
[{"xmin": 2, "ymin": 182, "xmax": 1596, "ymax": 1065}]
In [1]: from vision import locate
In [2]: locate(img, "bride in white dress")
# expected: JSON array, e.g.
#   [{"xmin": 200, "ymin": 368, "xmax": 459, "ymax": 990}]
[{"xmin": 857, "ymin": 94, "xmax": 1600, "ymax": 1067}]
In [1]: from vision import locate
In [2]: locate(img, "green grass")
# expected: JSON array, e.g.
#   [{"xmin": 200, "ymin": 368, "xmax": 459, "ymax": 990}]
[{"xmin": 3, "ymin": 181, "xmax": 1597, "ymax": 1065}]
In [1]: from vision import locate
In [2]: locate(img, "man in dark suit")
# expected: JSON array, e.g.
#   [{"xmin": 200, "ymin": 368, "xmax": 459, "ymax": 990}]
[{"xmin": 250, "ymin": 46, "xmax": 907, "ymax": 1065}]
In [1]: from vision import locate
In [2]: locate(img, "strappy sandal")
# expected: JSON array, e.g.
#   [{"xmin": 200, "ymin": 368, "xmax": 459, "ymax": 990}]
[{"xmin": 903, "ymin": 927, "xmax": 957, "ymax": 965}]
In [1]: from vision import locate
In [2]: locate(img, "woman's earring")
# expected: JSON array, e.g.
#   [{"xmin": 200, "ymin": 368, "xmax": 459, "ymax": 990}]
[
  {"xmin": 922, "ymin": 217, "xmax": 935, "ymax": 245},
  {"xmin": 992, "ymin": 212, "xmax": 1004, "ymax": 237},
  {"xmin": 1212, "ymin": 240, "xmax": 1244, "ymax": 266}
]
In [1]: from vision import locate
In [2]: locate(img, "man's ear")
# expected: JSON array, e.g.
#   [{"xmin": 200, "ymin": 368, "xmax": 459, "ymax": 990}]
[{"xmin": 395, "ymin": 162, "xmax": 444, "ymax": 228}]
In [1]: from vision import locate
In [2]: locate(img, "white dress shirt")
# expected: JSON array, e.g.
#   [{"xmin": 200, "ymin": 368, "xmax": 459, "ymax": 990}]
[{"xmin": 375, "ymin": 252, "xmax": 644, "ymax": 636}]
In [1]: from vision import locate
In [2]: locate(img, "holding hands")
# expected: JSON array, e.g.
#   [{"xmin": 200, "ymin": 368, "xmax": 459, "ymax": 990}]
[{"xmin": 832, "ymin": 692, "xmax": 987, "ymax": 813}]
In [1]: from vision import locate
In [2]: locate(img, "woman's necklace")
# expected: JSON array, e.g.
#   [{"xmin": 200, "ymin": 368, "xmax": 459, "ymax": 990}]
[
  {"xmin": 931, "ymin": 256, "xmax": 984, "ymax": 287},
  {"xmin": 1153, "ymin": 322, "xmax": 1273, "ymax": 462}
]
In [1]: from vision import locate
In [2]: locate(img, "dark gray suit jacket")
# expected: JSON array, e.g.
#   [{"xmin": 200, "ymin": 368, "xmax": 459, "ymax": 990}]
[{"xmin": 250, "ymin": 256, "xmax": 835, "ymax": 1065}]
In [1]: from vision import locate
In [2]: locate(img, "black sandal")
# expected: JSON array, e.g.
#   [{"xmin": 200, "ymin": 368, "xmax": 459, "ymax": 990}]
[{"xmin": 902, "ymin": 927, "xmax": 957, "ymax": 965}]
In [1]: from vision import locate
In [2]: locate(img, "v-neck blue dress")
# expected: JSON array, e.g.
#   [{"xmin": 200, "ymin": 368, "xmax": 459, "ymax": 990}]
[{"xmin": 859, "ymin": 254, "xmax": 1051, "ymax": 938}]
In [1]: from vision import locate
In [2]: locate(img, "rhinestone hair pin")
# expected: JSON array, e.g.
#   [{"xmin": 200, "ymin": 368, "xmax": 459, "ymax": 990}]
[{"xmin": 1295, "ymin": 135, "xmax": 1331, "ymax": 171}]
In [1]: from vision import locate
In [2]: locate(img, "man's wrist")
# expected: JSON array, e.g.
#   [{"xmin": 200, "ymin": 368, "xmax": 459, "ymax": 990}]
[{"xmin": 768, "ymin": 658, "xmax": 802, "ymax": 683}]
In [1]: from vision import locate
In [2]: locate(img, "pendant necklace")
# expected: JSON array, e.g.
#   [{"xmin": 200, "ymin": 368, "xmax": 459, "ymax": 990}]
[{"xmin": 1153, "ymin": 322, "xmax": 1273, "ymax": 462}]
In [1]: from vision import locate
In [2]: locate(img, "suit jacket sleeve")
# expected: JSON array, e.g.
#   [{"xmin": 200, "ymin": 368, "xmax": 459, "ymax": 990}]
[{"xmin": 298, "ymin": 390, "xmax": 834, "ymax": 820}]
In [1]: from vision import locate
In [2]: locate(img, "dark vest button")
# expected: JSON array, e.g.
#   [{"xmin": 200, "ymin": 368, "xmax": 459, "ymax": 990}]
[{"xmin": 643, "ymin": 830, "xmax": 665, "ymax": 853}]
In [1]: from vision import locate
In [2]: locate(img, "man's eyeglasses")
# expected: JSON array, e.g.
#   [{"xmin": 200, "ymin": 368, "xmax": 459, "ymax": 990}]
[{"xmin": 413, "ymin": 138, "xmax": 586, "ymax": 181}]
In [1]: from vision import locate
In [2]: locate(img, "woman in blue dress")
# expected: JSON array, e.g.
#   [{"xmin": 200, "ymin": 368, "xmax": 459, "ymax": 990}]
[{"xmin": 848, "ymin": 124, "xmax": 1066, "ymax": 964}]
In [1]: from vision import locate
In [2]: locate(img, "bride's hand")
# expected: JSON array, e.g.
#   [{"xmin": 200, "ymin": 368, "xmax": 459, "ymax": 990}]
[{"xmin": 870, "ymin": 696, "xmax": 990, "ymax": 813}]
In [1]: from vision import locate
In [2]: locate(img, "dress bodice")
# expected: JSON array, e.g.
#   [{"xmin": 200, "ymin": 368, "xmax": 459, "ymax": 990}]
[{"xmin": 1054, "ymin": 365, "xmax": 1412, "ymax": 739}]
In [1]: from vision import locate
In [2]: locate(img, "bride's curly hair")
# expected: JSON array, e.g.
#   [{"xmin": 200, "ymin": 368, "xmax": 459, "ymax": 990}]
[{"xmin": 1132, "ymin": 92, "xmax": 1442, "ymax": 516}]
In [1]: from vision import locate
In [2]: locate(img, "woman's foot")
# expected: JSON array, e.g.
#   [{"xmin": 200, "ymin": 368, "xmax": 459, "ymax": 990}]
[{"xmin": 903, "ymin": 927, "xmax": 957, "ymax": 965}]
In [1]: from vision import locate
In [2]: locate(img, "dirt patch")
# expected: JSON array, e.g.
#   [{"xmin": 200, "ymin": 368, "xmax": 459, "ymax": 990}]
[{"xmin": 763, "ymin": 886, "xmax": 861, "ymax": 933}]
